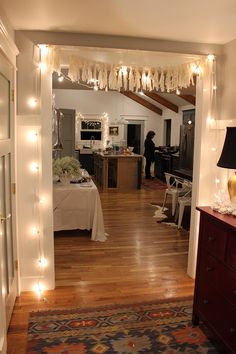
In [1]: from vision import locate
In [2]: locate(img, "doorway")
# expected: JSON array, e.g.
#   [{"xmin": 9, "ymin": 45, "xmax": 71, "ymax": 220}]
[{"xmin": 124, "ymin": 120, "xmax": 145, "ymax": 155}]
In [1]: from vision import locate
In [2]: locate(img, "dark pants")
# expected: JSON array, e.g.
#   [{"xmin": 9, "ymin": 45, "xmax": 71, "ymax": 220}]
[{"xmin": 145, "ymin": 157, "xmax": 153, "ymax": 178}]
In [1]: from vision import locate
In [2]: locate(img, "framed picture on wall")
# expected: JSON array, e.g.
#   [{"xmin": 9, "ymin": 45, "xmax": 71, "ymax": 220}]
[{"xmin": 109, "ymin": 126, "xmax": 119, "ymax": 136}]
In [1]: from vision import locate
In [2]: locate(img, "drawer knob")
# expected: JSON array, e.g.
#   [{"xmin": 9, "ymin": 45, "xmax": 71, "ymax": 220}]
[
  {"xmin": 206, "ymin": 266, "xmax": 214, "ymax": 272},
  {"xmin": 203, "ymin": 299, "xmax": 209, "ymax": 305},
  {"xmin": 208, "ymin": 236, "xmax": 215, "ymax": 242},
  {"xmin": 230, "ymin": 328, "xmax": 235, "ymax": 334}
]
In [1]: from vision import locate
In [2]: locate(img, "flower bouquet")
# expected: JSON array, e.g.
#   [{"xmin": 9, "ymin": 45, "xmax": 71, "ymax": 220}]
[{"xmin": 53, "ymin": 156, "xmax": 81, "ymax": 184}]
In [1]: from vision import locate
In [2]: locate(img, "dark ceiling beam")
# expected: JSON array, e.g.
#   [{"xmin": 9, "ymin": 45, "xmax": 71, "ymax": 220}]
[
  {"xmin": 144, "ymin": 92, "xmax": 179, "ymax": 113},
  {"xmin": 121, "ymin": 91, "xmax": 162, "ymax": 115},
  {"xmin": 179, "ymin": 94, "xmax": 196, "ymax": 105}
]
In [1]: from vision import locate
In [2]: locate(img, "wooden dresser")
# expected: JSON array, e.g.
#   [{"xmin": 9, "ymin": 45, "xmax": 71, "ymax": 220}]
[{"xmin": 193, "ymin": 207, "xmax": 236, "ymax": 353}]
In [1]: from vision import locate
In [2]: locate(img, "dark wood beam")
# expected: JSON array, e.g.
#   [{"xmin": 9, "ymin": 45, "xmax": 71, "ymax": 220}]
[
  {"xmin": 144, "ymin": 92, "xmax": 179, "ymax": 113},
  {"xmin": 121, "ymin": 91, "xmax": 162, "ymax": 115},
  {"xmin": 179, "ymin": 94, "xmax": 196, "ymax": 105}
]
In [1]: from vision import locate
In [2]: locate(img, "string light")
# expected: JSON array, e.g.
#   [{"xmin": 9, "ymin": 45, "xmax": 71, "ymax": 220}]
[
  {"xmin": 32, "ymin": 227, "xmax": 40, "ymax": 236},
  {"xmin": 34, "ymin": 282, "xmax": 44, "ymax": 298},
  {"xmin": 28, "ymin": 131, "xmax": 38, "ymax": 142},
  {"xmin": 207, "ymin": 54, "xmax": 215, "ymax": 61},
  {"xmin": 39, "ymin": 62, "xmax": 47, "ymax": 72},
  {"xmin": 28, "ymin": 97, "xmax": 38, "ymax": 108},
  {"xmin": 58, "ymin": 75, "xmax": 64, "ymax": 82},
  {"xmin": 30, "ymin": 162, "xmax": 39, "ymax": 172},
  {"xmin": 38, "ymin": 258, "xmax": 48, "ymax": 268},
  {"xmin": 192, "ymin": 65, "xmax": 201, "ymax": 75}
]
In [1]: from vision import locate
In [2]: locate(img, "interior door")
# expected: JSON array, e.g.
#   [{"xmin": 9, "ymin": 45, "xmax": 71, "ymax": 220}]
[
  {"xmin": 0, "ymin": 51, "xmax": 17, "ymax": 330},
  {"xmin": 60, "ymin": 109, "xmax": 76, "ymax": 157}
]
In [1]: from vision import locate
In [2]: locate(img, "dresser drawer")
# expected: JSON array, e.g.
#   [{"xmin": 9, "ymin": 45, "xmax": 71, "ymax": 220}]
[
  {"xmin": 201, "ymin": 217, "xmax": 227, "ymax": 261},
  {"xmin": 198, "ymin": 282, "xmax": 236, "ymax": 351},
  {"xmin": 227, "ymin": 232, "xmax": 236, "ymax": 271},
  {"xmin": 199, "ymin": 249, "xmax": 236, "ymax": 307}
]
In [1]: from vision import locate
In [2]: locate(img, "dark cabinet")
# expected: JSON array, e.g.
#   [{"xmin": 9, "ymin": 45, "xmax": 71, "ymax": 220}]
[
  {"xmin": 154, "ymin": 151, "xmax": 180, "ymax": 181},
  {"xmin": 193, "ymin": 207, "xmax": 236, "ymax": 353},
  {"xmin": 79, "ymin": 152, "xmax": 94, "ymax": 175}
]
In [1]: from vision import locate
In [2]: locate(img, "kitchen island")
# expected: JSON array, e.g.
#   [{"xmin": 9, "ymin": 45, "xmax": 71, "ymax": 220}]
[{"xmin": 94, "ymin": 152, "xmax": 142, "ymax": 190}]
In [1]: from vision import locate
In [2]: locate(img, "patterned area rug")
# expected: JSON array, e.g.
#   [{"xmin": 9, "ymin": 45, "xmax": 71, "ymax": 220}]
[
  {"xmin": 142, "ymin": 178, "xmax": 167, "ymax": 190},
  {"xmin": 26, "ymin": 298, "xmax": 220, "ymax": 353}
]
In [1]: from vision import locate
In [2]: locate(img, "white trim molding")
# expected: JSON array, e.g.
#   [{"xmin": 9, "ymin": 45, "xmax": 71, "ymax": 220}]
[{"xmin": 0, "ymin": 18, "xmax": 19, "ymax": 65}]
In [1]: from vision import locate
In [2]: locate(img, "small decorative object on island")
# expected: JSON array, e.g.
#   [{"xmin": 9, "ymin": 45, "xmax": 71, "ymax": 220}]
[{"xmin": 53, "ymin": 156, "xmax": 81, "ymax": 184}]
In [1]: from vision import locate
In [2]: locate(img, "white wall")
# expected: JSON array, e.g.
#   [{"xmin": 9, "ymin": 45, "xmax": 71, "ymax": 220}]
[{"xmin": 221, "ymin": 39, "xmax": 236, "ymax": 121}]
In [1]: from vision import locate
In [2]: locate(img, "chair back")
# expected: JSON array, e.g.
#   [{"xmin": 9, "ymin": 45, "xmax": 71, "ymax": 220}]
[{"xmin": 164, "ymin": 172, "xmax": 185, "ymax": 191}]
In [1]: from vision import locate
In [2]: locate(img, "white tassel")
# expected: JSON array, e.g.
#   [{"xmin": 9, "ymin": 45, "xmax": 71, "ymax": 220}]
[
  {"xmin": 153, "ymin": 69, "xmax": 159, "ymax": 91},
  {"xmin": 129, "ymin": 68, "xmax": 135, "ymax": 91},
  {"xmin": 117, "ymin": 69, "xmax": 123, "ymax": 91},
  {"xmin": 48, "ymin": 47, "xmax": 199, "ymax": 93},
  {"xmin": 159, "ymin": 70, "xmax": 165, "ymax": 92}
]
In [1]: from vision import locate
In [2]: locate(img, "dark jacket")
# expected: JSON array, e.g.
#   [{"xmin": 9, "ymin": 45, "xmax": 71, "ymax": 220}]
[{"xmin": 144, "ymin": 137, "xmax": 156, "ymax": 162}]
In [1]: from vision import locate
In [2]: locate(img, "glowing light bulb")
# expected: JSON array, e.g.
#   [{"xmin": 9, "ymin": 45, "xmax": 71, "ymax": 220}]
[
  {"xmin": 192, "ymin": 65, "xmax": 201, "ymax": 75},
  {"xmin": 28, "ymin": 98, "xmax": 38, "ymax": 108},
  {"xmin": 207, "ymin": 54, "xmax": 215, "ymax": 61},
  {"xmin": 215, "ymin": 178, "xmax": 220, "ymax": 184},
  {"xmin": 39, "ymin": 197, "xmax": 47, "ymax": 204},
  {"xmin": 30, "ymin": 162, "xmax": 39, "ymax": 172},
  {"xmin": 39, "ymin": 62, "xmax": 47, "ymax": 72},
  {"xmin": 38, "ymin": 44, "xmax": 49, "ymax": 56},
  {"xmin": 187, "ymin": 120, "xmax": 192, "ymax": 125},
  {"xmin": 213, "ymin": 85, "xmax": 217, "ymax": 90},
  {"xmin": 38, "ymin": 258, "xmax": 48, "ymax": 268},
  {"xmin": 176, "ymin": 89, "xmax": 180, "ymax": 95},
  {"xmin": 34, "ymin": 282, "xmax": 44, "ymax": 297},
  {"xmin": 211, "ymin": 147, "xmax": 217, "ymax": 152},
  {"xmin": 32, "ymin": 227, "xmax": 40, "ymax": 236},
  {"xmin": 28, "ymin": 131, "xmax": 38, "ymax": 142},
  {"xmin": 58, "ymin": 75, "xmax": 64, "ymax": 82}
]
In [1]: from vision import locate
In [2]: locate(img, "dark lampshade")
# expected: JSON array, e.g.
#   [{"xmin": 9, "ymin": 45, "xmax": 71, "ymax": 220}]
[{"xmin": 217, "ymin": 127, "xmax": 236, "ymax": 169}]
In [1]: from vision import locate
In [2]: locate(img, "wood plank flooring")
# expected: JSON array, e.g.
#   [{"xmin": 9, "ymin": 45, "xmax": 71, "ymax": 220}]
[{"xmin": 7, "ymin": 185, "xmax": 194, "ymax": 354}]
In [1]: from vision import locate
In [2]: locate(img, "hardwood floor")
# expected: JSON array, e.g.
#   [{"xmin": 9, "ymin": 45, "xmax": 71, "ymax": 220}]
[{"xmin": 7, "ymin": 185, "xmax": 194, "ymax": 354}]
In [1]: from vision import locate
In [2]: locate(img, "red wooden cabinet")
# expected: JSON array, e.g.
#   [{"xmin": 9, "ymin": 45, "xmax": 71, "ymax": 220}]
[{"xmin": 193, "ymin": 207, "xmax": 236, "ymax": 353}]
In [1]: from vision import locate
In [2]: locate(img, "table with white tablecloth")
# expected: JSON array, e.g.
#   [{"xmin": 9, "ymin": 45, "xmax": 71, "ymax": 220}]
[{"xmin": 53, "ymin": 180, "xmax": 107, "ymax": 242}]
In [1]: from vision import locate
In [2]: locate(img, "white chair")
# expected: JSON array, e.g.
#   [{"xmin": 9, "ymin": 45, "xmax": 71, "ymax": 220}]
[
  {"xmin": 162, "ymin": 173, "xmax": 191, "ymax": 216},
  {"xmin": 177, "ymin": 184, "xmax": 192, "ymax": 229}
]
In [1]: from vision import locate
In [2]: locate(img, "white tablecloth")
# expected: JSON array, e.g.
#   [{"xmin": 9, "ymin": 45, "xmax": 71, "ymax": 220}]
[{"xmin": 53, "ymin": 180, "xmax": 107, "ymax": 242}]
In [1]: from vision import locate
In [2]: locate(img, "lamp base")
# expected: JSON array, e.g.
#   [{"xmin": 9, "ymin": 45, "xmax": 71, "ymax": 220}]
[{"xmin": 228, "ymin": 172, "xmax": 236, "ymax": 204}]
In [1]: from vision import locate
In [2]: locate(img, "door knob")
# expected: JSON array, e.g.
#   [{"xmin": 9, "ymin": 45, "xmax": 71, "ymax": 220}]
[{"xmin": 0, "ymin": 214, "xmax": 11, "ymax": 224}]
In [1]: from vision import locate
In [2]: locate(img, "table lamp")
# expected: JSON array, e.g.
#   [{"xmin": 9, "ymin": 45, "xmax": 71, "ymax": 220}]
[{"xmin": 217, "ymin": 127, "xmax": 236, "ymax": 203}]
